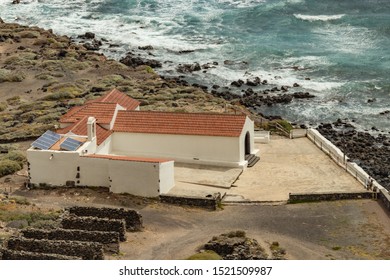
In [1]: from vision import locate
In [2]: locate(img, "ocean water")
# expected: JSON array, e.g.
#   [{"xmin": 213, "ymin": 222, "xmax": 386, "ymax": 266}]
[{"xmin": 1, "ymin": 0, "xmax": 389, "ymax": 131}]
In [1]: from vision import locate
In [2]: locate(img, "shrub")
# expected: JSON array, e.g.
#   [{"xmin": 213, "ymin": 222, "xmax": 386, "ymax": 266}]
[
  {"xmin": 6, "ymin": 96, "xmax": 21, "ymax": 106},
  {"xmin": 275, "ymin": 119, "xmax": 293, "ymax": 132},
  {"xmin": 0, "ymin": 69, "xmax": 26, "ymax": 83},
  {"xmin": 40, "ymin": 60, "xmax": 63, "ymax": 71},
  {"xmin": 63, "ymin": 58, "xmax": 90, "ymax": 71},
  {"xmin": 3, "ymin": 151, "xmax": 26, "ymax": 165},
  {"xmin": 4, "ymin": 53, "xmax": 37, "ymax": 66},
  {"xmin": 100, "ymin": 74, "xmax": 124, "ymax": 86},
  {"xmin": 35, "ymin": 112, "xmax": 62, "ymax": 123},
  {"xmin": 186, "ymin": 250, "xmax": 222, "ymax": 260},
  {"xmin": 145, "ymin": 66, "xmax": 155, "ymax": 74},
  {"xmin": 35, "ymin": 73, "xmax": 54, "ymax": 80},
  {"xmin": 0, "ymin": 209, "xmax": 60, "ymax": 227},
  {"xmin": 0, "ymin": 102, "xmax": 7, "ymax": 112},
  {"xmin": 42, "ymin": 91, "xmax": 75, "ymax": 101},
  {"xmin": 0, "ymin": 159, "xmax": 22, "ymax": 177},
  {"xmin": 18, "ymin": 30, "xmax": 40, "ymax": 38}
]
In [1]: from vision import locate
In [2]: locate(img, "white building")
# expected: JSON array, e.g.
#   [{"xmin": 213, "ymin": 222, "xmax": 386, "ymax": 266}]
[{"xmin": 27, "ymin": 89, "xmax": 257, "ymax": 197}]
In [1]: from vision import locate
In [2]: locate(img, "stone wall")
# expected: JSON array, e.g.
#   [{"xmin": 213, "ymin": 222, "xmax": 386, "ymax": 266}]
[
  {"xmin": 288, "ymin": 192, "xmax": 373, "ymax": 203},
  {"xmin": 61, "ymin": 215, "xmax": 126, "ymax": 241},
  {"xmin": 66, "ymin": 206, "xmax": 143, "ymax": 231},
  {"xmin": 160, "ymin": 194, "xmax": 217, "ymax": 210},
  {"xmin": 6, "ymin": 237, "xmax": 104, "ymax": 260},
  {"xmin": 21, "ymin": 228, "xmax": 120, "ymax": 253},
  {"xmin": 1, "ymin": 248, "xmax": 81, "ymax": 260}
]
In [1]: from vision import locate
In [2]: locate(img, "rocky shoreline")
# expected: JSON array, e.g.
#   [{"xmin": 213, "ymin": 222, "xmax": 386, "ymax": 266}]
[
  {"xmin": 68, "ymin": 26, "xmax": 318, "ymax": 120},
  {"xmin": 318, "ymin": 120, "xmax": 390, "ymax": 191}
]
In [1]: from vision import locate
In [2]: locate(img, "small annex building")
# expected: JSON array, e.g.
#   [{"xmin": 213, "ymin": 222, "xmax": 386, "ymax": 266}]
[{"xmin": 27, "ymin": 89, "xmax": 257, "ymax": 197}]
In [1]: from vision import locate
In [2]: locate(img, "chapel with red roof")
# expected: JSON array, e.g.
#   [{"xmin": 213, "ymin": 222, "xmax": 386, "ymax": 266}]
[{"xmin": 27, "ymin": 89, "xmax": 257, "ymax": 197}]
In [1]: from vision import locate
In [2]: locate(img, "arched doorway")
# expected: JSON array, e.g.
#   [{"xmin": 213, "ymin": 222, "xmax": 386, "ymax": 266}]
[{"xmin": 245, "ymin": 131, "xmax": 251, "ymax": 155}]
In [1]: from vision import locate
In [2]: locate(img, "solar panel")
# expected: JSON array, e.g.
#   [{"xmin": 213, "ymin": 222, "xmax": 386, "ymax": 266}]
[
  {"xmin": 60, "ymin": 137, "xmax": 83, "ymax": 151},
  {"xmin": 31, "ymin": 130, "xmax": 61, "ymax": 150}
]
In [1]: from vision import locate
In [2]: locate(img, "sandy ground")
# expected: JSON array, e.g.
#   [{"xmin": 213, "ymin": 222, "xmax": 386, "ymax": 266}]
[
  {"xmin": 168, "ymin": 137, "xmax": 365, "ymax": 202},
  {"xmin": 230, "ymin": 137, "xmax": 364, "ymax": 201}
]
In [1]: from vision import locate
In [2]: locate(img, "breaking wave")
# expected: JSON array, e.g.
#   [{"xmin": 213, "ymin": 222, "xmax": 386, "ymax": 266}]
[{"xmin": 294, "ymin": 14, "xmax": 346, "ymax": 22}]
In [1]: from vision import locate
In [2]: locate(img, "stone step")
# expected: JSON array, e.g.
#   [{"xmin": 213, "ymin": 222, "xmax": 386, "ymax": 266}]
[{"xmin": 245, "ymin": 154, "xmax": 260, "ymax": 168}]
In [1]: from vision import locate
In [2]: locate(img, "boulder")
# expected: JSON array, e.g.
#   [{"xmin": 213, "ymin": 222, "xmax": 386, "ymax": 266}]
[
  {"xmin": 120, "ymin": 53, "xmax": 162, "ymax": 68},
  {"xmin": 293, "ymin": 92, "xmax": 315, "ymax": 99},
  {"xmin": 231, "ymin": 79, "xmax": 244, "ymax": 87},
  {"xmin": 246, "ymin": 77, "xmax": 261, "ymax": 86},
  {"xmin": 78, "ymin": 32, "xmax": 95, "ymax": 39},
  {"xmin": 203, "ymin": 231, "xmax": 269, "ymax": 260},
  {"xmin": 138, "ymin": 45, "xmax": 154, "ymax": 50},
  {"xmin": 176, "ymin": 63, "xmax": 201, "ymax": 73}
]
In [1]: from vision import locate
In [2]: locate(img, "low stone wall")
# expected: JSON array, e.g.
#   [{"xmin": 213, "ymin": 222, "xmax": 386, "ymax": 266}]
[
  {"xmin": 66, "ymin": 206, "xmax": 143, "ymax": 231},
  {"xmin": 21, "ymin": 228, "xmax": 120, "ymax": 253},
  {"xmin": 6, "ymin": 237, "xmax": 104, "ymax": 260},
  {"xmin": 289, "ymin": 192, "xmax": 373, "ymax": 203},
  {"xmin": 378, "ymin": 189, "xmax": 390, "ymax": 211},
  {"xmin": 61, "ymin": 215, "xmax": 127, "ymax": 241},
  {"xmin": 1, "ymin": 248, "xmax": 81, "ymax": 260},
  {"xmin": 160, "ymin": 194, "xmax": 217, "ymax": 210}
]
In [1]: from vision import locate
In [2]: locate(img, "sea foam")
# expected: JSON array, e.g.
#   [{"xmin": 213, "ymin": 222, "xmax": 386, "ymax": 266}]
[{"xmin": 294, "ymin": 14, "xmax": 346, "ymax": 22}]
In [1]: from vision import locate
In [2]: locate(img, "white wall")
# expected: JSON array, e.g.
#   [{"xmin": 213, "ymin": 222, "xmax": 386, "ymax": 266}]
[
  {"xmin": 27, "ymin": 149, "xmax": 79, "ymax": 186},
  {"xmin": 108, "ymin": 160, "xmax": 161, "ymax": 197},
  {"xmin": 159, "ymin": 161, "xmax": 175, "ymax": 194},
  {"xmin": 96, "ymin": 135, "xmax": 112, "ymax": 154},
  {"xmin": 78, "ymin": 157, "xmax": 110, "ymax": 187},
  {"xmin": 112, "ymin": 133, "xmax": 242, "ymax": 167},
  {"xmin": 239, "ymin": 117, "xmax": 257, "ymax": 159},
  {"xmin": 80, "ymin": 138, "xmax": 97, "ymax": 155},
  {"xmin": 28, "ymin": 148, "xmax": 175, "ymax": 197}
]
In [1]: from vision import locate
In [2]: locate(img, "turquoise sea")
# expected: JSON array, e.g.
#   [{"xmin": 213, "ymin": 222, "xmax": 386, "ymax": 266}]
[{"xmin": 1, "ymin": 0, "xmax": 389, "ymax": 131}]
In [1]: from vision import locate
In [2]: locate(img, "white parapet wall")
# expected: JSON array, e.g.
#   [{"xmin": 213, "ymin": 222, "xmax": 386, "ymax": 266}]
[
  {"xmin": 159, "ymin": 161, "xmax": 175, "ymax": 195},
  {"xmin": 306, "ymin": 128, "xmax": 388, "ymax": 193},
  {"xmin": 27, "ymin": 148, "xmax": 175, "ymax": 197},
  {"xmin": 254, "ymin": 130, "xmax": 270, "ymax": 143},
  {"xmin": 108, "ymin": 159, "xmax": 174, "ymax": 197},
  {"xmin": 78, "ymin": 156, "xmax": 110, "ymax": 187},
  {"xmin": 27, "ymin": 149, "xmax": 80, "ymax": 187}
]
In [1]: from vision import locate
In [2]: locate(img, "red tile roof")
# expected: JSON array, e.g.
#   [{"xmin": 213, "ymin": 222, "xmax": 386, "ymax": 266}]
[
  {"xmin": 83, "ymin": 154, "xmax": 171, "ymax": 163},
  {"xmin": 113, "ymin": 111, "xmax": 247, "ymax": 137},
  {"xmin": 60, "ymin": 106, "xmax": 84, "ymax": 122},
  {"xmin": 86, "ymin": 88, "xmax": 140, "ymax": 110},
  {"xmin": 57, "ymin": 116, "xmax": 112, "ymax": 145},
  {"xmin": 59, "ymin": 102, "xmax": 117, "ymax": 125}
]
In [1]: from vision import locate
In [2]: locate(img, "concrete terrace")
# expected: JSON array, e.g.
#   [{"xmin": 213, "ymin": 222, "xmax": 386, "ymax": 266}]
[{"xmin": 169, "ymin": 137, "xmax": 364, "ymax": 202}]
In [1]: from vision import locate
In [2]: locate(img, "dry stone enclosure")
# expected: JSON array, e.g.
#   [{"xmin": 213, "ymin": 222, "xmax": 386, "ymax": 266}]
[
  {"xmin": 21, "ymin": 228, "xmax": 120, "ymax": 253},
  {"xmin": 66, "ymin": 206, "xmax": 143, "ymax": 231},
  {"xmin": 0, "ymin": 206, "xmax": 143, "ymax": 260}
]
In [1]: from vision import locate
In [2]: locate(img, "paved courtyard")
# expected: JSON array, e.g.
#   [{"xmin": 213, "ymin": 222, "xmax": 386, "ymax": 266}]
[{"xmin": 168, "ymin": 137, "xmax": 364, "ymax": 202}]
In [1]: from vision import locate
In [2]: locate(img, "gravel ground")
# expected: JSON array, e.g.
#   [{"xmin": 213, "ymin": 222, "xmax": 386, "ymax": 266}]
[{"xmin": 3, "ymin": 186, "xmax": 389, "ymax": 260}]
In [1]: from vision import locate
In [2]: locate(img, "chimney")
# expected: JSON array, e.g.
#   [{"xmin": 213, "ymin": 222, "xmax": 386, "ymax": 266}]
[{"xmin": 87, "ymin": 117, "xmax": 96, "ymax": 141}]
